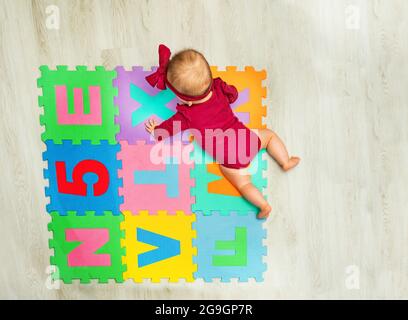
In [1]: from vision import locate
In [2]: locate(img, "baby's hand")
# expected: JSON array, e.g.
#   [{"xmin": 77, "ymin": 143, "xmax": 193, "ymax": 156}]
[{"xmin": 145, "ymin": 118, "xmax": 158, "ymax": 134}]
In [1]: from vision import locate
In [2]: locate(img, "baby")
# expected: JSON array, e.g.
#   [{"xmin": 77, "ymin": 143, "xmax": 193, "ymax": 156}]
[{"xmin": 145, "ymin": 44, "xmax": 300, "ymax": 219}]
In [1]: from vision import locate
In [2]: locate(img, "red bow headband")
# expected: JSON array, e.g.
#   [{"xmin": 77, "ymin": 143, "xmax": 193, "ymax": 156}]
[{"xmin": 145, "ymin": 44, "xmax": 213, "ymax": 102}]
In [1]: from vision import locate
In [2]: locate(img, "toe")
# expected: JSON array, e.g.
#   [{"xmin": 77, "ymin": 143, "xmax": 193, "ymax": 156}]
[{"xmin": 257, "ymin": 205, "xmax": 271, "ymax": 219}]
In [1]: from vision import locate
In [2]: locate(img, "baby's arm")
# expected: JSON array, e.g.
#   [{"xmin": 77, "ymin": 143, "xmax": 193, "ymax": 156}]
[
  {"xmin": 145, "ymin": 112, "xmax": 189, "ymax": 141},
  {"xmin": 218, "ymin": 78, "xmax": 239, "ymax": 104}
]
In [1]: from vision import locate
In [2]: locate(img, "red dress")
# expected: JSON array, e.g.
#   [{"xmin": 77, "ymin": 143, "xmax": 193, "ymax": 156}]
[{"xmin": 154, "ymin": 77, "xmax": 261, "ymax": 169}]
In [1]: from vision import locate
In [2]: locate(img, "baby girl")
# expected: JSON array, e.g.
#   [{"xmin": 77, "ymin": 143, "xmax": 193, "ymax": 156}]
[{"xmin": 144, "ymin": 44, "xmax": 300, "ymax": 219}]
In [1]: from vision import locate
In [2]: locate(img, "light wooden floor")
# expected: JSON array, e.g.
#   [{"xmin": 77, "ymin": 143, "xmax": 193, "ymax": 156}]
[{"xmin": 0, "ymin": 0, "xmax": 407, "ymax": 299}]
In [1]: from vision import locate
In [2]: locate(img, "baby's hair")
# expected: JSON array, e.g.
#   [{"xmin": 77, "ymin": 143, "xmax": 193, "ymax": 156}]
[{"xmin": 166, "ymin": 48, "xmax": 212, "ymax": 96}]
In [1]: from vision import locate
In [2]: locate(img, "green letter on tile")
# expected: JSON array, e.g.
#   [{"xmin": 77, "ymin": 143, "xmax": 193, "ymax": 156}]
[{"xmin": 212, "ymin": 227, "xmax": 247, "ymax": 266}]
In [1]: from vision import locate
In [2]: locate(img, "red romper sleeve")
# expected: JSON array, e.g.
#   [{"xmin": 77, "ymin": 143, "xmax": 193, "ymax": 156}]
[
  {"xmin": 153, "ymin": 111, "xmax": 189, "ymax": 141},
  {"xmin": 218, "ymin": 78, "xmax": 239, "ymax": 103}
]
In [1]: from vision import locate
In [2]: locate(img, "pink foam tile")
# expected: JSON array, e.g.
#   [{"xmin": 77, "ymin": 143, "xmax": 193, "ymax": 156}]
[{"xmin": 118, "ymin": 141, "xmax": 194, "ymax": 215}]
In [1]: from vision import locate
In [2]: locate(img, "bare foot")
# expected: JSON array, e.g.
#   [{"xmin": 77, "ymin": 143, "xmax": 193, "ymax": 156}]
[
  {"xmin": 257, "ymin": 204, "xmax": 272, "ymax": 219},
  {"xmin": 282, "ymin": 157, "xmax": 300, "ymax": 172}
]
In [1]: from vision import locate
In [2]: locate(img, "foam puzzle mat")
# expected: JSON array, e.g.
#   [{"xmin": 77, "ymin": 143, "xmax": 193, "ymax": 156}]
[{"xmin": 38, "ymin": 65, "xmax": 268, "ymax": 283}]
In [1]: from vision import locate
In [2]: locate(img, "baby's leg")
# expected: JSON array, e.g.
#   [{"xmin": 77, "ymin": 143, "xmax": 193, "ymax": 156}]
[
  {"xmin": 220, "ymin": 165, "xmax": 271, "ymax": 219},
  {"xmin": 257, "ymin": 128, "xmax": 300, "ymax": 171}
]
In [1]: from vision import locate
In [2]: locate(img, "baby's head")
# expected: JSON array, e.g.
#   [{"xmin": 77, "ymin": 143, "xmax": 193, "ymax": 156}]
[{"xmin": 166, "ymin": 49, "xmax": 212, "ymax": 98}]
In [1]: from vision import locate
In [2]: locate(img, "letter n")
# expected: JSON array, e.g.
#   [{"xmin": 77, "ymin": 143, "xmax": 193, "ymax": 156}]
[{"xmin": 66, "ymin": 228, "xmax": 111, "ymax": 267}]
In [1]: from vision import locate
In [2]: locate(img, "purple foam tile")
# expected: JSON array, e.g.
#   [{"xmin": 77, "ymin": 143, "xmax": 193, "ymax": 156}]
[
  {"xmin": 114, "ymin": 66, "xmax": 179, "ymax": 144},
  {"xmin": 231, "ymin": 88, "xmax": 250, "ymax": 124}
]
